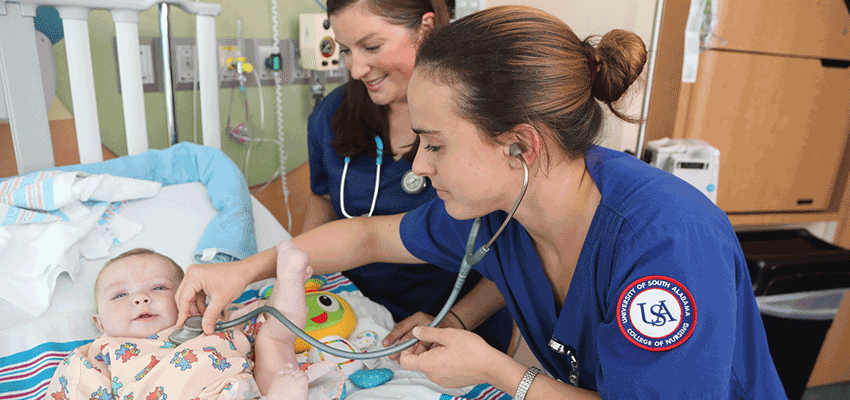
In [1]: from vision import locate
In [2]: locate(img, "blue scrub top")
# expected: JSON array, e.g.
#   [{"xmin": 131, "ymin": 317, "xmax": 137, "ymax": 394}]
[
  {"xmin": 307, "ymin": 86, "xmax": 513, "ymax": 352},
  {"xmin": 400, "ymin": 146, "xmax": 785, "ymax": 398}
]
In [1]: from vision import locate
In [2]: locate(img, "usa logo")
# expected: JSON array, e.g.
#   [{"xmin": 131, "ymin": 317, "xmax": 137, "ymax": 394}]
[{"xmin": 617, "ymin": 275, "xmax": 697, "ymax": 351}]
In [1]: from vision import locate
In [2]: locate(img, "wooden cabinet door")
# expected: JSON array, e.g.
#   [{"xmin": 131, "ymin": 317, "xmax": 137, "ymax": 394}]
[
  {"xmin": 707, "ymin": 0, "xmax": 850, "ymax": 60},
  {"xmin": 684, "ymin": 50, "xmax": 850, "ymax": 213}
]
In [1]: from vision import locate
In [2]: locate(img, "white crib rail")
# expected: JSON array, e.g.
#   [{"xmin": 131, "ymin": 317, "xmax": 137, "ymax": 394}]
[{"xmin": 0, "ymin": 0, "xmax": 221, "ymax": 175}]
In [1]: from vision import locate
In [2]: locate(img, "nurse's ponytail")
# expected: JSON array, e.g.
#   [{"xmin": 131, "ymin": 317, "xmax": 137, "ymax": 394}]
[{"xmin": 587, "ymin": 30, "xmax": 647, "ymax": 123}]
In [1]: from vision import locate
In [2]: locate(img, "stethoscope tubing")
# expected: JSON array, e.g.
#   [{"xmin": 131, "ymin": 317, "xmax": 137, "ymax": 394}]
[
  {"xmin": 340, "ymin": 137, "xmax": 383, "ymax": 219},
  {"xmin": 199, "ymin": 149, "xmax": 529, "ymax": 360}
]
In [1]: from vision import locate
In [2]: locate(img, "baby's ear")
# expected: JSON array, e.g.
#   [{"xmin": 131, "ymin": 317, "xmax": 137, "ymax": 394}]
[{"xmin": 92, "ymin": 315, "xmax": 105, "ymax": 334}]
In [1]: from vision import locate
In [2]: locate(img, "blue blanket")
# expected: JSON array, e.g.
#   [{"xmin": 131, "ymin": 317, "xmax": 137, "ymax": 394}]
[{"xmin": 51, "ymin": 142, "xmax": 258, "ymax": 263}]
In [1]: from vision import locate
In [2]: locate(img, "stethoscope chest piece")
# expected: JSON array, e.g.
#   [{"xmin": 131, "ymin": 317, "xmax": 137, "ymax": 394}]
[
  {"xmin": 401, "ymin": 170, "xmax": 427, "ymax": 195},
  {"xmin": 168, "ymin": 316, "xmax": 204, "ymax": 345}
]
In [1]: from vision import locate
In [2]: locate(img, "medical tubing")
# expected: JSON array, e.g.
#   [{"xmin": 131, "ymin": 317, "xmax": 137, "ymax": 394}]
[
  {"xmin": 251, "ymin": 68, "xmax": 265, "ymax": 130},
  {"xmin": 339, "ymin": 158, "xmax": 355, "ymax": 218},
  {"xmin": 484, "ymin": 156, "xmax": 529, "ymax": 251},
  {"xmin": 368, "ymin": 137, "xmax": 384, "ymax": 217},
  {"xmin": 269, "ymin": 0, "xmax": 292, "ymax": 232}
]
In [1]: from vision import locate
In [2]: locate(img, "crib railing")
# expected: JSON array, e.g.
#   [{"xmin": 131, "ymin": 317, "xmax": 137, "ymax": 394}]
[{"xmin": 0, "ymin": 0, "xmax": 221, "ymax": 175}]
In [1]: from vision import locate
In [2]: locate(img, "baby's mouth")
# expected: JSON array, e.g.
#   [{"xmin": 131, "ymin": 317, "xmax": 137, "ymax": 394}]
[{"xmin": 135, "ymin": 313, "xmax": 157, "ymax": 320}]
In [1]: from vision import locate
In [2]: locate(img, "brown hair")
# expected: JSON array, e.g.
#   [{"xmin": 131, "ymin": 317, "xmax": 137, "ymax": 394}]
[
  {"xmin": 94, "ymin": 248, "xmax": 183, "ymax": 306},
  {"xmin": 327, "ymin": 0, "xmax": 452, "ymax": 162},
  {"xmin": 415, "ymin": 5, "xmax": 647, "ymax": 160}
]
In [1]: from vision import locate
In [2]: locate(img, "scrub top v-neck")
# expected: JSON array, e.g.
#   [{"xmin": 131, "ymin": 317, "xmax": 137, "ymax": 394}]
[{"xmin": 400, "ymin": 146, "xmax": 785, "ymax": 398}]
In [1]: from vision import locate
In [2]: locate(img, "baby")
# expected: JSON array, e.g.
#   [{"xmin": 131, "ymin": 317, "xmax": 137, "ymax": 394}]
[{"xmin": 46, "ymin": 243, "xmax": 326, "ymax": 400}]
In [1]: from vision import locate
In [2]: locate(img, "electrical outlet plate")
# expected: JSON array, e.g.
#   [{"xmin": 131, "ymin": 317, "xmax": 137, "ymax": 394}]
[
  {"xmin": 171, "ymin": 37, "xmax": 197, "ymax": 91},
  {"xmin": 113, "ymin": 36, "xmax": 162, "ymax": 94},
  {"xmin": 124, "ymin": 37, "xmax": 337, "ymax": 92}
]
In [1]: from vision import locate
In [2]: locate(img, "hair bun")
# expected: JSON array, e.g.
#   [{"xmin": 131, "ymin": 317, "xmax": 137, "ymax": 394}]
[{"xmin": 591, "ymin": 29, "xmax": 647, "ymax": 104}]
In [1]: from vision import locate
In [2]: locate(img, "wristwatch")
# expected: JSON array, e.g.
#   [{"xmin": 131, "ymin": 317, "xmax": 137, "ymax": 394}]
[{"xmin": 515, "ymin": 365, "xmax": 542, "ymax": 400}]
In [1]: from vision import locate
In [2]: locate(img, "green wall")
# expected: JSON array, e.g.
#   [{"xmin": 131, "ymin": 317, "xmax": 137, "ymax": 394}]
[{"xmin": 53, "ymin": 0, "xmax": 341, "ymax": 186}]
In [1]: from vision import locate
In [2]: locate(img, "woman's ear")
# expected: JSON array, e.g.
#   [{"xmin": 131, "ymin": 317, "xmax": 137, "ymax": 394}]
[
  {"xmin": 418, "ymin": 12, "xmax": 436, "ymax": 40},
  {"xmin": 507, "ymin": 123, "xmax": 542, "ymax": 168}
]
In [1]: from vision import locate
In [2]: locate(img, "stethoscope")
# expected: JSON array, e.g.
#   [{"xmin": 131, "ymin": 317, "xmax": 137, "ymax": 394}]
[
  {"xmin": 170, "ymin": 144, "xmax": 529, "ymax": 360},
  {"xmin": 339, "ymin": 136, "xmax": 428, "ymax": 219}
]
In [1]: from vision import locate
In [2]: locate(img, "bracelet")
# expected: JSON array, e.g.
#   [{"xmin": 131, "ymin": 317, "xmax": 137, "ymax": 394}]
[
  {"xmin": 446, "ymin": 310, "xmax": 467, "ymax": 330},
  {"xmin": 515, "ymin": 366, "xmax": 542, "ymax": 400}
]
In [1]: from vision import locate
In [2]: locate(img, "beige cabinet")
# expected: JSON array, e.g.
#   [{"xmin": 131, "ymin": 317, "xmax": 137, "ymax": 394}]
[
  {"xmin": 646, "ymin": 0, "xmax": 850, "ymax": 225},
  {"xmin": 708, "ymin": 0, "xmax": 850, "ymax": 59}
]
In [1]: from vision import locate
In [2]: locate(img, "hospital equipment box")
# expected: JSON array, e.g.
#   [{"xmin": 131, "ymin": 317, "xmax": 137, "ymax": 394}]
[
  {"xmin": 736, "ymin": 229, "xmax": 850, "ymax": 400},
  {"xmin": 644, "ymin": 138, "xmax": 720, "ymax": 204}
]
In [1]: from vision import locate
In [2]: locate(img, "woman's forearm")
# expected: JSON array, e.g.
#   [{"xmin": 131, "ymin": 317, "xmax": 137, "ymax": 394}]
[
  {"xmin": 451, "ymin": 278, "xmax": 506, "ymax": 331},
  {"xmin": 291, "ymin": 213, "xmax": 421, "ymax": 275},
  {"xmin": 486, "ymin": 356, "xmax": 601, "ymax": 400}
]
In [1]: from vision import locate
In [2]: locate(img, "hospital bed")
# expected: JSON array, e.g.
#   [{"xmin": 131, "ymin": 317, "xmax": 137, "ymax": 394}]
[{"xmin": 0, "ymin": 1, "xmax": 511, "ymax": 398}]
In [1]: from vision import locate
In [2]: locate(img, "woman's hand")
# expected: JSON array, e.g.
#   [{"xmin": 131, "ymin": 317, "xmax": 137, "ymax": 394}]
[
  {"xmin": 174, "ymin": 260, "xmax": 253, "ymax": 335},
  {"xmin": 398, "ymin": 326, "xmax": 503, "ymax": 389},
  {"xmin": 383, "ymin": 311, "xmax": 465, "ymax": 361}
]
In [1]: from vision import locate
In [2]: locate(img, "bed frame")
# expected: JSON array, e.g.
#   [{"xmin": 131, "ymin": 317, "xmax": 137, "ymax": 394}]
[{"xmin": 0, "ymin": 0, "xmax": 222, "ymax": 175}]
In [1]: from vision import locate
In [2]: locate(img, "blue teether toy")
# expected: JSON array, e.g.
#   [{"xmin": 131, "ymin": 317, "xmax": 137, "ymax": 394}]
[{"xmin": 349, "ymin": 368, "xmax": 393, "ymax": 389}]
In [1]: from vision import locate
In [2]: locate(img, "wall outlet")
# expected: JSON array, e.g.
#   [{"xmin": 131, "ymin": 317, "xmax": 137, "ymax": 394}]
[
  {"xmin": 175, "ymin": 45, "xmax": 195, "ymax": 84},
  {"xmin": 139, "ymin": 44, "xmax": 155, "ymax": 84},
  {"xmin": 113, "ymin": 36, "xmax": 161, "ymax": 94}
]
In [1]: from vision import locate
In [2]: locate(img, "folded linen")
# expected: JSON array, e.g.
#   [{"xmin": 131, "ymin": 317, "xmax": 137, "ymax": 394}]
[
  {"xmin": 0, "ymin": 172, "xmax": 161, "ymax": 316},
  {"xmin": 53, "ymin": 142, "xmax": 259, "ymax": 264}
]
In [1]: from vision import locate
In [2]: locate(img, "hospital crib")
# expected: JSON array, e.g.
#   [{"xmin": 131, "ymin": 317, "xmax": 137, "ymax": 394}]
[{"xmin": 0, "ymin": 0, "xmax": 222, "ymax": 173}]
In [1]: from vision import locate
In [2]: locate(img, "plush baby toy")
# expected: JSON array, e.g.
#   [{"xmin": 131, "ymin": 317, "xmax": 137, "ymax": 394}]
[{"xmin": 294, "ymin": 291, "xmax": 357, "ymax": 353}]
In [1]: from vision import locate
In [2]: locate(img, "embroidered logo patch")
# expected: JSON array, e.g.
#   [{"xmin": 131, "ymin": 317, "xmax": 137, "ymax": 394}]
[{"xmin": 617, "ymin": 275, "xmax": 696, "ymax": 351}]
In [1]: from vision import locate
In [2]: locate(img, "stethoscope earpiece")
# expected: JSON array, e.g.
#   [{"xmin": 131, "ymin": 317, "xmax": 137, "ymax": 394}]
[{"xmin": 510, "ymin": 143, "xmax": 523, "ymax": 159}]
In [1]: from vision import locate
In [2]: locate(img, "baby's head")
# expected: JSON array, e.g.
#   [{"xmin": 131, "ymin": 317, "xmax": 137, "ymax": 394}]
[{"xmin": 93, "ymin": 248, "xmax": 184, "ymax": 338}]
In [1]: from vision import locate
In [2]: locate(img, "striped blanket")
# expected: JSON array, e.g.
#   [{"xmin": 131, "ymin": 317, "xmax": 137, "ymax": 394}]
[{"xmin": 0, "ymin": 273, "xmax": 510, "ymax": 400}]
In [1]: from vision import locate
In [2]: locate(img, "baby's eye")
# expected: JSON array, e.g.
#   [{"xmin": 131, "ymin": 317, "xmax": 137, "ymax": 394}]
[
  {"xmin": 153, "ymin": 286, "xmax": 168, "ymax": 291},
  {"xmin": 112, "ymin": 293, "xmax": 126, "ymax": 300}
]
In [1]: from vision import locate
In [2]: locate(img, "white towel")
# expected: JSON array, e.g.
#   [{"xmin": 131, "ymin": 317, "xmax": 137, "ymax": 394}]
[{"xmin": 0, "ymin": 171, "xmax": 160, "ymax": 316}]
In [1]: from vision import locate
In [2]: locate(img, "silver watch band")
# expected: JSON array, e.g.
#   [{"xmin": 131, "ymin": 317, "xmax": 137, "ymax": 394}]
[{"xmin": 515, "ymin": 366, "xmax": 542, "ymax": 400}]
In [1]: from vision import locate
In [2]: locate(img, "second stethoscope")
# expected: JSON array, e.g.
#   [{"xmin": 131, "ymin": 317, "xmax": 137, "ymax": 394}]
[
  {"xmin": 169, "ymin": 144, "xmax": 529, "ymax": 360},
  {"xmin": 339, "ymin": 136, "xmax": 427, "ymax": 218}
]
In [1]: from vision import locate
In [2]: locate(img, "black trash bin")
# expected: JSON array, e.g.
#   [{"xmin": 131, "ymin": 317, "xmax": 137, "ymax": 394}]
[{"xmin": 736, "ymin": 229, "xmax": 850, "ymax": 400}]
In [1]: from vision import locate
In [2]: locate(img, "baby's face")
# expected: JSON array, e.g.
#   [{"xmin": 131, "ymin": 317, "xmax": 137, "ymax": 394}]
[{"xmin": 93, "ymin": 255, "xmax": 181, "ymax": 338}]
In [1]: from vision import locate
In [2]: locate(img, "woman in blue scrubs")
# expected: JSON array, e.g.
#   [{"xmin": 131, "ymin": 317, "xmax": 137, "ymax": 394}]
[
  {"xmin": 177, "ymin": 5, "xmax": 785, "ymax": 398},
  {"xmin": 301, "ymin": 0, "xmax": 514, "ymax": 356}
]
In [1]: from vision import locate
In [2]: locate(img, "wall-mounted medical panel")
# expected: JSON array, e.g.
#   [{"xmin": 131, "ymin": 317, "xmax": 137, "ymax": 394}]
[
  {"xmin": 681, "ymin": 50, "xmax": 850, "ymax": 214},
  {"xmin": 705, "ymin": 0, "xmax": 850, "ymax": 60}
]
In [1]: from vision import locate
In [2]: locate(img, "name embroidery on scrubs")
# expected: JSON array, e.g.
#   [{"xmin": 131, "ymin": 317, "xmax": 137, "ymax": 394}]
[{"xmin": 617, "ymin": 275, "xmax": 697, "ymax": 351}]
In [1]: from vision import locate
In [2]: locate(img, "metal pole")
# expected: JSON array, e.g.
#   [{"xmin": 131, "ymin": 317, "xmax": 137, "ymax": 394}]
[
  {"xmin": 635, "ymin": 0, "xmax": 666, "ymax": 159},
  {"xmin": 159, "ymin": 3, "xmax": 178, "ymax": 145}
]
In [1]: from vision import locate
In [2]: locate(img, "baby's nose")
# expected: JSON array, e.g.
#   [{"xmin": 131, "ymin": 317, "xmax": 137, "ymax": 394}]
[{"xmin": 134, "ymin": 297, "xmax": 150, "ymax": 305}]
